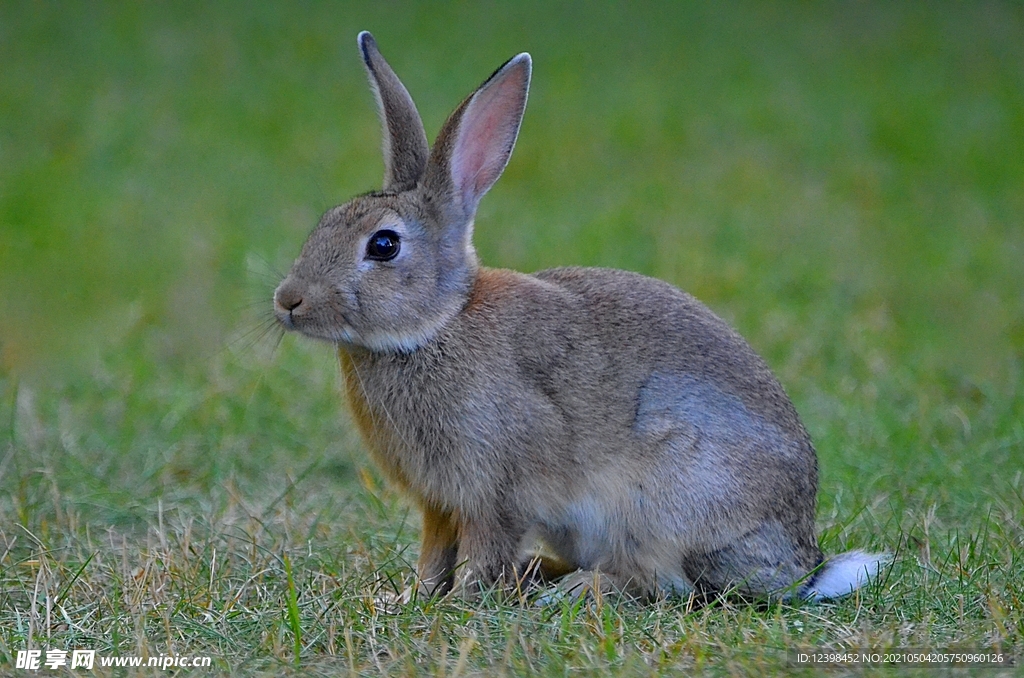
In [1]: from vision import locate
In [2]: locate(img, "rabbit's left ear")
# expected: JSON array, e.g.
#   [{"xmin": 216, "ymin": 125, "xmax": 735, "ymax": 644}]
[
  {"xmin": 358, "ymin": 31, "xmax": 429, "ymax": 191},
  {"xmin": 425, "ymin": 53, "xmax": 532, "ymax": 219}
]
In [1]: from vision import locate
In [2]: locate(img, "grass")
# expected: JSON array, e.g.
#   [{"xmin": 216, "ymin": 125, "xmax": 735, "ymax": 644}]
[{"xmin": 1, "ymin": 1, "xmax": 1023, "ymax": 674}]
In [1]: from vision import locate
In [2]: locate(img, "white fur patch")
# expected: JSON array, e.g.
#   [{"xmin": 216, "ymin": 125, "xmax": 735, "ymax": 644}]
[
  {"xmin": 806, "ymin": 550, "xmax": 890, "ymax": 600},
  {"xmin": 562, "ymin": 497, "xmax": 609, "ymax": 568},
  {"xmin": 357, "ymin": 325, "xmax": 440, "ymax": 353},
  {"xmin": 352, "ymin": 304, "xmax": 459, "ymax": 353}
]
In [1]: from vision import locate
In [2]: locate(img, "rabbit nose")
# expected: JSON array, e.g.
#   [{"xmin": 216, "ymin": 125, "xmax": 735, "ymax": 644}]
[{"xmin": 274, "ymin": 284, "xmax": 304, "ymax": 314}]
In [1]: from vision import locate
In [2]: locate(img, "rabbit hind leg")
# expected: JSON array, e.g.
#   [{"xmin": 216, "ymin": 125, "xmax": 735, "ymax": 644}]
[
  {"xmin": 545, "ymin": 567, "xmax": 686, "ymax": 603},
  {"xmin": 682, "ymin": 521, "xmax": 821, "ymax": 600}
]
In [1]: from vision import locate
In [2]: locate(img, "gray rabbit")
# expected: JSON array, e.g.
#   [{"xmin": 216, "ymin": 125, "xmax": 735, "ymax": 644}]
[{"xmin": 274, "ymin": 32, "xmax": 886, "ymax": 601}]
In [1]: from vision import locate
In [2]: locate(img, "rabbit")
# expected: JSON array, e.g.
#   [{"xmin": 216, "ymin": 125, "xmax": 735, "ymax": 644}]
[{"xmin": 273, "ymin": 31, "xmax": 888, "ymax": 601}]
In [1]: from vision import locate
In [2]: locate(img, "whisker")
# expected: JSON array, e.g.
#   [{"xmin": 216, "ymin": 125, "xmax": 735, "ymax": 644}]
[
  {"xmin": 223, "ymin": 313, "xmax": 286, "ymax": 360},
  {"xmin": 246, "ymin": 251, "xmax": 289, "ymax": 282},
  {"xmin": 234, "ymin": 297, "xmax": 277, "ymax": 313},
  {"xmin": 267, "ymin": 323, "xmax": 286, "ymax": 359}
]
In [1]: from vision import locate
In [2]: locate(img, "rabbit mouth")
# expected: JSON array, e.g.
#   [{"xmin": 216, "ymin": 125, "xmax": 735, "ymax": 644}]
[
  {"xmin": 272, "ymin": 299, "xmax": 357, "ymax": 344},
  {"xmin": 284, "ymin": 320, "xmax": 424, "ymax": 353},
  {"xmin": 287, "ymin": 316, "xmax": 360, "ymax": 346},
  {"xmin": 274, "ymin": 277, "xmax": 359, "ymax": 342}
]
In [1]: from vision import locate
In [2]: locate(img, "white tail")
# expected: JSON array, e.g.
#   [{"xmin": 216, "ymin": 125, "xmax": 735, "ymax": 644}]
[{"xmin": 805, "ymin": 550, "xmax": 890, "ymax": 600}]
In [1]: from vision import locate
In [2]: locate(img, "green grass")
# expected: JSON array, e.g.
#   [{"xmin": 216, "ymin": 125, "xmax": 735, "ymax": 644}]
[{"xmin": 2, "ymin": 1, "xmax": 1023, "ymax": 674}]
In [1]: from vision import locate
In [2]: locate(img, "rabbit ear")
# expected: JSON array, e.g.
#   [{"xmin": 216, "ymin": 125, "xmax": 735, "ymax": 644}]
[
  {"xmin": 424, "ymin": 53, "xmax": 532, "ymax": 219},
  {"xmin": 358, "ymin": 31, "xmax": 429, "ymax": 191}
]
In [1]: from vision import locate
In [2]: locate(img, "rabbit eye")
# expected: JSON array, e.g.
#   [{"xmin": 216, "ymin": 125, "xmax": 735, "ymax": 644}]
[{"xmin": 366, "ymin": 230, "xmax": 401, "ymax": 261}]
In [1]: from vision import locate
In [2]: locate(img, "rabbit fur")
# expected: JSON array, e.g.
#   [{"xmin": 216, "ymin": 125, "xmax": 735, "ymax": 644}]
[{"xmin": 274, "ymin": 31, "xmax": 886, "ymax": 601}]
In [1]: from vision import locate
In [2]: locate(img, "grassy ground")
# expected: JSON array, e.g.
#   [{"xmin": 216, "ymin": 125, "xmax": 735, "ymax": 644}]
[{"xmin": 2, "ymin": 2, "xmax": 1023, "ymax": 675}]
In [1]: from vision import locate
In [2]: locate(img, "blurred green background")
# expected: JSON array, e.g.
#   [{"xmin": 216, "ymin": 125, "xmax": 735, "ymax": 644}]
[{"xmin": 3, "ymin": 1, "xmax": 1022, "ymax": 381}]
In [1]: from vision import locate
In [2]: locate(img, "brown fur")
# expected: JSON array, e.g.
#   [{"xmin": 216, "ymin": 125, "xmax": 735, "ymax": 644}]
[{"xmin": 274, "ymin": 33, "xmax": 884, "ymax": 601}]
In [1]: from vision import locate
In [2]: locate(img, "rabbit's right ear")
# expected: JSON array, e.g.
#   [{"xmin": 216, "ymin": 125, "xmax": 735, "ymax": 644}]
[
  {"xmin": 424, "ymin": 52, "xmax": 532, "ymax": 221},
  {"xmin": 358, "ymin": 31, "xmax": 429, "ymax": 191}
]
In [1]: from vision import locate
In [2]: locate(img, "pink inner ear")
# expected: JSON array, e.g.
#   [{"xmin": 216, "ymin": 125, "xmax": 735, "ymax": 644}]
[
  {"xmin": 450, "ymin": 70, "xmax": 527, "ymax": 212},
  {"xmin": 455, "ymin": 109, "xmax": 503, "ymax": 198}
]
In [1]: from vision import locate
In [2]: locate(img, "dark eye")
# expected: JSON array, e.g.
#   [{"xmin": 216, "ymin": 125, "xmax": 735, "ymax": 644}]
[{"xmin": 365, "ymin": 229, "xmax": 401, "ymax": 261}]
